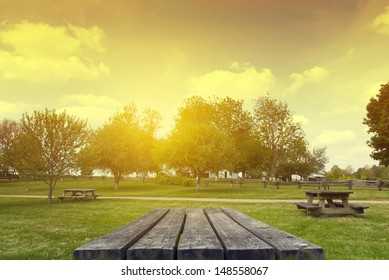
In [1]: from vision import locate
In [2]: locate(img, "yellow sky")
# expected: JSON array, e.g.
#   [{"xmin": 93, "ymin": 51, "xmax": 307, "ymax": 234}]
[{"xmin": 1, "ymin": 0, "xmax": 389, "ymax": 170}]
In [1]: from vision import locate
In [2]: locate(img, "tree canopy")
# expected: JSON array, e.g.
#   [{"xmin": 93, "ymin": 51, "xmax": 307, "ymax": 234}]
[
  {"xmin": 12, "ymin": 109, "xmax": 89, "ymax": 203},
  {"xmin": 252, "ymin": 96, "xmax": 308, "ymax": 179},
  {"xmin": 88, "ymin": 103, "xmax": 161, "ymax": 189},
  {"xmin": 0, "ymin": 119, "xmax": 20, "ymax": 175},
  {"xmin": 160, "ymin": 96, "xmax": 239, "ymax": 190},
  {"xmin": 0, "ymin": 95, "xmax": 332, "ymax": 194},
  {"xmin": 364, "ymin": 82, "xmax": 389, "ymax": 166}
]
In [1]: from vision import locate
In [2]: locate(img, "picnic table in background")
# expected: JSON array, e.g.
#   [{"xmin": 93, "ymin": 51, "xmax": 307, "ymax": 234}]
[
  {"xmin": 296, "ymin": 190, "xmax": 368, "ymax": 216},
  {"xmin": 58, "ymin": 189, "xmax": 100, "ymax": 203}
]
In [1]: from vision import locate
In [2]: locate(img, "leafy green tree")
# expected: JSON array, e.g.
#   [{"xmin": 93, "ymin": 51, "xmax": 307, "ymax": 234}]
[
  {"xmin": 160, "ymin": 96, "xmax": 236, "ymax": 190},
  {"xmin": 91, "ymin": 104, "xmax": 161, "ymax": 188},
  {"xmin": 77, "ymin": 141, "xmax": 99, "ymax": 176},
  {"xmin": 93, "ymin": 120, "xmax": 140, "ymax": 189},
  {"xmin": 327, "ymin": 165, "xmax": 344, "ymax": 180},
  {"xmin": 213, "ymin": 96, "xmax": 259, "ymax": 174},
  {"xmin": 355, "ymin": 165, "xmax": 370, "ymax": 179},
  {"xmin": 363, "ymin": 82, "xmax": 389, "ymax": 166},
  {"xmin": 344, "ymin": 165, "xmax": 355, "ymax": 178},
  {"xmin": 176, "ymin": 96, "xmax": 216, "ymax": 126},
  {"xmin": 309, "ymin": 147, "xmax": 328, "ymax": 175},
  {"xmin": 14, "ymin": 109, "xmax": 89, "ymax": 203},
  {"xmin": 355, "ymin": 164, "xmax": 389, "ymax": 179},
  {"xmin": 0, "ymin": 119, "xmax": 20, "ymax": 176},
  {"xmin": 253, "ymin": 96, "xmax": 306, "ymax": 179},
  {"xmin": 162, "ymin": 121, "xmax": 234, "ymax": 190},
  {"xmin": 137, "ymin": 108, "xmax": 162, "ymax": 181},
  {"xmin": 277, "ymin": 136, "xmax": 309, "ymax": 180}
]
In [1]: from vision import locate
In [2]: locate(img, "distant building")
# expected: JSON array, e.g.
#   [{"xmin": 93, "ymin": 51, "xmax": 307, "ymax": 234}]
[
  {"xmin": 208, "ymin": 170, "xmax": 243, "ymax": 179},
  {"xmin": 307, "ymin": 173, "xmax": 326, "ymax": 181}
]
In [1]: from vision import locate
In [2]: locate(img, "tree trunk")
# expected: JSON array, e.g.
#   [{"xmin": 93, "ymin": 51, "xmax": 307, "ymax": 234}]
[
  {"xmin": 25, "ymin": 179, "xmax": 30, "ymax": 191},
  {"xmin": 114, "ymin": 172, "xmax": 121, "ymax": 189},
  {"xmin": 270, "ymin": 156, "xmax": 278, "ymax": 180},
  {"xmin": 196, "ymin": 174, "xmax": 201, "ymax": 191},
  {"xmin": 48, "ymin": 177, "xmax": 53, "ymax": 204}
]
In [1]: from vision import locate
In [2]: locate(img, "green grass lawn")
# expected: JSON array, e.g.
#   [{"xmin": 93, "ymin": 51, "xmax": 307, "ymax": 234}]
[
  {"xmin": 1, "ymin": 177, "xmax": 389, "ymax": 200},
  {"xmin": 1, "ymin": 178, "xmax": 389, "ymax": 260}
]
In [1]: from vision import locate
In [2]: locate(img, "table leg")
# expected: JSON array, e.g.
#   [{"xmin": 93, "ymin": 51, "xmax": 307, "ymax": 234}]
[
  {"xmin": 307, "ymin": 194, "xmax": 314, "ymax": 204},
  {"xmin": 318, "ymin": 198, "xmax": 326, "ymax": 208},
  {"xmin": 342, "ymin": 199, "xmax": 349, "ymax": 208},
  {"xmin": 327, "ymin": 199, "xmax": 336, "ymax": 208}
]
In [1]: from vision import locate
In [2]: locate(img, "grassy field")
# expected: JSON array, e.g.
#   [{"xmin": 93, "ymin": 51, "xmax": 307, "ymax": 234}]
[
  {"xmin": 1, "ymin": 177, "xmax": 389, "ymax": 200},
  {"xmin": 0, "ymin": 178, "xmax": 388, "ymax": 260}
]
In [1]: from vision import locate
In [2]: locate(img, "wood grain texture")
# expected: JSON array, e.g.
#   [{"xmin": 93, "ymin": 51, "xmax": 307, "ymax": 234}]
[
  {"xmin": 73, "ymin": 208, "xmax": 169, "ymax": 260},
  {"xmin": 127, "ymin": 208, "xmax": 186, "ymax": 260},
  {"xmin": 205, "ymin": 208, "xmax": 275, "ymax": 260},
  {"xmin": 178, "ymin": 208, "xmax": 224, "ymax": 260},
  {"xmin": 74, "ymin": 207, "xmax": 326, "ymax": 260},
  {"xmin": 222, "ymin": 208, "xmax": 325, "ymax": 260}
]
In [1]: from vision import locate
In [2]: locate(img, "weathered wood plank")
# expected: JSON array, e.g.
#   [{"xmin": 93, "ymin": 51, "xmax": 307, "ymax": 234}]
[
  {"xmin": 318, "ymin": 207, "xmax": 356, "ymax": 215},
  {"xmin": 127, "ymin": 208, "xmax": 186, "ymax": 260},
  {"xmin": 222, "ymin": 208, "xmax": 325, "ymax": 260},
  {"xmin": 205, "ymin": 208, "xmax": 275, "ymax": 260},
  {"xmin": 295, "ymin": 202, "xmax": 321, "ymax": 210},
  {"xmin": 73, "ymin": 208, "xmax": 169, "ymax": 260},
  {"xmin": 178, "ymin": 208, "xmax": 224, "ymax": 260}
]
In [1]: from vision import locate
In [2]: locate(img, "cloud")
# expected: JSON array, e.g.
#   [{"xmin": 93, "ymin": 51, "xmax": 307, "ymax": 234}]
[
  {"xmin": 329, "ymin": 145, "xmax": 375, "ymax": 169},
  {"xmin": 287, "ymin": 66, "xmax": 328, "ymax": 93},
  {"xmin": 0, "ymin": 100, "xmax": 42, "ymax": 120},
  {"xmin": 293, "ymin": 115, "xmax": 310, "ymax": 125},
  {"xmin": 68, "ymin": 24, "xmax": 106, "ymax": 53},
  {"xmin": 189, "ymin": 61, "xmax": 275, "ymax": 100},
  {"xmin": 0, "ymin": 21, "xmax": 109, "ymax": 82},
  {"xmin": 60, "ymin": 94, "xmax": 123, "ymax": 128},
  {"xmin": 359, "ymin": 82, "xmax": 381, "ymax": 104},
  {"xmin": 61, "ymin": 106, "xmax": 115, "ymax": 128},
  {"xmin": 0, "ymin": 100, "xmax": 30, "ymax": 114},
  {"xmin": 61, "ymin": 94, "xmax": 122, "ymax": 108},
  {"xmin": 319, "ymin": 105, "xmax": 360, "ymax": 117},
  {"xmin": 370, "ymin": 6, "xmax": 389, "ymax": 35},
  {"xmin": 312, "ymin": 130, "xmax": 357, "ymax": 146}
]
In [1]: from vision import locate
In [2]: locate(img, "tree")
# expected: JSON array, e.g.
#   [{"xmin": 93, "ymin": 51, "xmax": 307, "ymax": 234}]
[
  {"xmin": 162, "ymin": 122, "xmax": 234, "ymax": 191},
  {"xmin": 93, "ymin": 121, "xmax": 140, "ymax": 189},
  {"xmin": 363, "ymin": 82, "xmax": 389, "ymax": 166},
  {"xmin": 77, "ymin": 141, "xmax": 98, "ymax": 176},
  {"xmin": 327, "ymin": 165, "xmax": 344, "ymax": 180},
  {"xmin": 0, "ymin": 119, "xmax": 21, "ymax": 176},
  {"xmin": 213, "ymin": 96, "xmax": 258, "ymax": 174},
  {"xmin": 160, "ymin": 96, "xmax": 236, "ymax": 190},
  {"xmin": 14, "ymin": 109, "xmax": 89, "ymax": 203},
  {"xmin": 355, "ymin": 165, "xmax": 371, "ymax": 179},
  {"xmin": 137, "ymin": 108, "xmax": 162, "ymax": 181},
  {"xmin": 91, "ymin": 104, "xmax": 161, "ymax": 189},
  {"xmin": 253, "ymin": 96, "xmax": 306, "ymax": 179},
  {"xmin": 344, "ymin": 165, "xmax": 355, "ymax": 178},
  {"xmin": 309, "ymin": 147, "xmax": 328, "ymax": 175},
  {"xmin": 354, "ymin": 164, "xmax": 389, "ymax": 179}
]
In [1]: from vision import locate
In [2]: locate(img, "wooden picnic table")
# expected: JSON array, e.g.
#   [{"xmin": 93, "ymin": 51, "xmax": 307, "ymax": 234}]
[
  {"xmin": 58, "ymin": 189, "xmax": 100, "ymax": 203},
  {"xmin": 296, "ymin": 190, "xmax": 368, "ymax": 215},
  {"xmin": 73, "ymin": 208, "xmax": 324, "ymax": 260}
]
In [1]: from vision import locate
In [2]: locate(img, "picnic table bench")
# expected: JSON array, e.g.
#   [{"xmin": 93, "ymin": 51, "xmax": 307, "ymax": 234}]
[
  {"xmin": 73, "ymin": 208, "xmax": 324, "ymax": 260},
  {"xmin": 58, "ymin": 189, "xmax": 100, "ymax": 203}
]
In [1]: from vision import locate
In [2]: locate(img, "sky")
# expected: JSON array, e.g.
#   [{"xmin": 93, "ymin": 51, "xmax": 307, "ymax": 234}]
[{"xmin": 1, "ymin": 0, "xmax": 389, "ymax": 171}]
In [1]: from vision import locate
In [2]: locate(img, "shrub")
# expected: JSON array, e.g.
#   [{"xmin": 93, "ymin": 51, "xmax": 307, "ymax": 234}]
[{"xmin": 154, "ymin": 174, "xmax": 193, "ymax": 186}]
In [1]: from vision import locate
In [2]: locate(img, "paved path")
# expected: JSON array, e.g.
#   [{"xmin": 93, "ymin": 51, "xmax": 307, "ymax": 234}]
[{"xmin": 1, "ymin": 194, "xmax": 388, "ymax": 204}]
